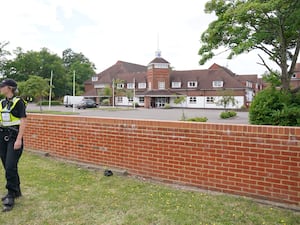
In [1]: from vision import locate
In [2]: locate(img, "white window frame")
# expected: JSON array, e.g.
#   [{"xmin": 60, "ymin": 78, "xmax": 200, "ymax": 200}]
[
  {"xmin": 206, "ymin": 96, "xmax": 214, "ymax": 103},
  {"xmin": 139, "ymin": 97, "xmax": 144, "ymax": 103},
  {"xmin": 117, "ymin": 83, "xmax": 125, "ymax": 89},
  {"xmin": 138, "ymin": 82, "xmax": 146, "ymax": 89},
  {"xmin": 92, "ymin": 76, "xmax": 98, "ymax": 82},
  {"xmin": 127, "ymin": 83, "xmax": 135, "ymax": 89},
  {"xmin": 158, "ymin": 81, "xmax": 165, "ymax": 90},
  {"xmin": 117, "ymin": 96, "xmax": 123, "ymax": 103},
  {"xmin": 213, "ymin": 81, "xmax": 224, "ymax": 88},
  {"xmin": 172, "ymin": 82, "xmax": 181, "ymax": 88},
  {"xmin": 188, "ymin": 81, "xmax": 197, "ymax": 88},
  {"xmin": 189, "ymin": 96, "xmax": 197, "ymax": 104}
]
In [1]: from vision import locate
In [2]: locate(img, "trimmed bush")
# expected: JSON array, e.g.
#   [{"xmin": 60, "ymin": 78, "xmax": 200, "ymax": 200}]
[
  {"xmin": 220, "ymin": 111, "xmax": 237, "ymax": 119},
  {"xmin": 164, "ymin": 104, "xmax": 171, "ymax": 109},
  {"xmin": 186, "ymin": 117, "xmax": 208, "ymax": 122},
  {"xmin": 249, "ymin": 88, "xmax": 300, "ymax": 126},
  {"xmin": 37, "ymin": 101, "xmax": 61, "ymax": 106},
  {"xmin": 101, "ymin": 99, "xmax": 110, "ymax": 106}
]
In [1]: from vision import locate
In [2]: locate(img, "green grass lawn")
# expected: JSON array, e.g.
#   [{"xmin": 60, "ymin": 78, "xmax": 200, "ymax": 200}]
[{"xmin": 0, "ymin": 152, "xmax": 298, "ymax": 225}]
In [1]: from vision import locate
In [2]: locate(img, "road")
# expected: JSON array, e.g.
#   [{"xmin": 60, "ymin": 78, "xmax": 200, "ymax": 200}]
[{"xmin": 27, "ymin": 104, "xmax": 249, "ymax": 124}]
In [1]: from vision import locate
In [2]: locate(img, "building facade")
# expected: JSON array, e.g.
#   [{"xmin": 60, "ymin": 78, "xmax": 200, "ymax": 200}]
[{"xmin": 84, "ymin": 53, "xmax": 262, "ymax": 109}]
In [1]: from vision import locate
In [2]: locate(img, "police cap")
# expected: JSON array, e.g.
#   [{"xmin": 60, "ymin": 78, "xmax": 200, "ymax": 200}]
[{"xmin": 0, "ymin": 79, "xmax": 17, "ymax": 88}]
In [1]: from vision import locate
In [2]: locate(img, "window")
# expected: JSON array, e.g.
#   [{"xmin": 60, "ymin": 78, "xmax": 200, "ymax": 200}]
[
  {"xmin": 117, "ymin": 96, "xmax": 123, "ymax": 103},
  {"xmin": 172, "ymin": 82, "xmax": 181, "ymax": 88},
  {"xmin": 138, "ymin": 83, "xmax": 146, "ymax": 89},
  {"xmin": 206, "ymin": 97, "xmax": 214, "ymax": 103},
  {"xmin": 154, "ymin": 63, "xmax": 168, "ymax": 69},
  {"xmin": 189, "ymin": 97, "xmax": 197, "ymax": 104},
  {"xmin": 127, "ymin": 83, "xmax": 135, "ymax": 89},
  {"xmin": 188, "ymin": 81, "xmax": 197, "ymax": 88},
  {"xmin": 117, "ymin": 83, "xmax": 124, "ymax": 89},
  {"xmin": 213, "ymin": 81, "xmax": 223, "ymax": 87},
  {"xmin": 139, "ymin": 97, "xmax": 144, "ymax": 103},
  {"xmin": 292, "ymin": 73, "xmax": 296, "ymax": 79},
  {"xmin": 92, "ymin": 76, "xmax": 98, "ymax": 82},
  {"xmin": 128, "ymin": 97, "xmax": 133, "ymax": 102},
  {"xmin": 94, "ymin": 84, "xmax": 105, "ymax": 88},
  {"xmin": 158, "ymin": 81, "xmax": 165, "ymax": 90},
  {"xmin": 246, "ymin": 81, "xmax": 252, "ymax": 88}
]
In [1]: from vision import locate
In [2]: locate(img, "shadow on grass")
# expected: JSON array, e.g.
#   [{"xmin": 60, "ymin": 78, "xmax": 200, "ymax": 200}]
[{"xmin": 0, "ymin": 152, "xmax": 298, "ymax": 224}]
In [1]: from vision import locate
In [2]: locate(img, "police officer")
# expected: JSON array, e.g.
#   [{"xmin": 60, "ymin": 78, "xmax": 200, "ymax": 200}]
[{"xmin": 0, "ymin": 79, "xmax": 27, "ymax": 212}]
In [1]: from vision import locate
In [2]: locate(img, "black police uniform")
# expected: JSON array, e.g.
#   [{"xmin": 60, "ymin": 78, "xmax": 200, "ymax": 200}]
[{"xmin": 0, "ymin": 96, "xmax": 26, "ymax": 211}]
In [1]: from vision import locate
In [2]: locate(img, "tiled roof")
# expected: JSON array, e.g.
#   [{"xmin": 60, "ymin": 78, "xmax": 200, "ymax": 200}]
[
  {"xmin": 149, "ymin": 57, "xmax": 170, "ymax": 64},
  {"xmin": 236, "ymin": 74, "xmax": 258, "ymax": 82},
  {"xmin": 86, "ymin": 61, "xmax": 147, "ymax": 85},
  {"xmin": 170, "ymin": 69, "xmax": 244, "ymax": 89}
]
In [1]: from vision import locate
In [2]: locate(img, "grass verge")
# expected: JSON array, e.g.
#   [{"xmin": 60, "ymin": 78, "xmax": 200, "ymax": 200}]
[{"xmin": 0, "ymin": 152, "xmax": 298, "ymax": 225}]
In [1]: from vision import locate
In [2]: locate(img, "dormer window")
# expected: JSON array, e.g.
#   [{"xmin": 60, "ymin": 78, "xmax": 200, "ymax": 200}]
[
  {"xmin": 213, "ymin": 81, "xmax": 223, "ymax": 88},
  {"xmin": 92, "ymin": 76, "xmax": 98, "ymax": 82},
  {"xmin": 172, "ymin": 82, "xmax": 181, "ymax": 88},
  {"xmin": 117, "ymin": 83, "xmax": 124, "ymax": 89},
  {"xmin": 246, "ymin": 81, "xmax": 252, "ymax": 88},
  {"xmin": 138, "ymin": 83, "xmax": 146, "ymax": 89},
  {"xmin": 127, "ymin": 83, "xmax": 135, "ymax": 89},
  {"xmin": 188, "ymin": 81, "xmax": 197, "ymax": 88}
]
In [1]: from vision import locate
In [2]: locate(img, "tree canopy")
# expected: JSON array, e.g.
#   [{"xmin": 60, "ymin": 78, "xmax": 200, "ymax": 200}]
[
  {"xmin": 199, "ymin": 0, "xmax": 300, "ymax": 91},
  {"xmin": 0, "ymin": 45, "xmax": 96, "ymax": 99}
]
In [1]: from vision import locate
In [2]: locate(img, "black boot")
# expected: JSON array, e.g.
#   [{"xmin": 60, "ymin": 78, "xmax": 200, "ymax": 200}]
[
  {"xmin": 2, "ymin": 194, "xmax": 14, "ymax": 212},
  {"xmin": 1, "ymin": 189, "xmax": 22, "ymax": 201}
]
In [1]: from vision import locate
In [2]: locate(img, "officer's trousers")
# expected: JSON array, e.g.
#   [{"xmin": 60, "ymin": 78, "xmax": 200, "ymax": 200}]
[{"xmin": 0, "ymin": 132, "xmax": 23, "ymax": 195}]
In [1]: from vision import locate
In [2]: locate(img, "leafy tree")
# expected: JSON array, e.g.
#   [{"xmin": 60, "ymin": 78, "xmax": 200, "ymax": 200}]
[
  {"xmin": 2, "ymin": 48, "xmax": 67, "ymax": 97},
  {"xmin": 0, "ymin": 41, "xmax": 10, "ymax": 75},
  {"xmin": 199, "ymin": 0, "xmax": 300, "ymax": 92},
  {"xmin": 62, "ymin": 48, "xmax": 96, "ymax": 95},
  {"xmin": 216, "ymin": 90, "xmax": 238, "ymax": 110},
  {"xmin": 174, "ymin": 95, "xmax": 186, "ymax": 120},
  {"xmin": 19, "ymin": 75, "xmax": 50, "ymax": 111}
]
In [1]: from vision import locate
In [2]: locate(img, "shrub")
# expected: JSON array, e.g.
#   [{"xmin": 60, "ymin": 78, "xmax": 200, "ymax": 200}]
[
  {"xmin": 249, "ymin": 88, "xmax": 300, "ymax": 126},
  {"xmin": 133, "ymin": 102, "xmax": 139, "ymax": 107},
  {"xmin": 101, "ymin": 99, "xmax": 110, "ymax": 106},
  {"xmin": 37, "ymin": 100, "xmax": 61, "ymax": 106},
  {"xmin": 220, "ymin": 111, "xmax": 237, "ymax": 119},
  {"xmin": 185, "ymin": 117, "xmax": 208, "ymax": 122},
  {"xmin": 164, "ymin": 104, "xmax": 171, "ymax": 109}
]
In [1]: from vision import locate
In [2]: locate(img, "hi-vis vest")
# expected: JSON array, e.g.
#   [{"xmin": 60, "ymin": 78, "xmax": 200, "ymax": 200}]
[{"xmin": 0, "ymin": 97, "xmax": 22, "ymax": 127}]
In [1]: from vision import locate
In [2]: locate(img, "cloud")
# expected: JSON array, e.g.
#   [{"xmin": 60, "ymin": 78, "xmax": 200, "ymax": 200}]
[{"xmin": 0, "ymin": 0, "xmax": 293, "ymax": 76}]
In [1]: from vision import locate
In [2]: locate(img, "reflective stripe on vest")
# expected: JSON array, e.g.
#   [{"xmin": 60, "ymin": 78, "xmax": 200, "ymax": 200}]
[{"xmin": 0, "ymin": 97, "xmax": 21, "ymax": 127}]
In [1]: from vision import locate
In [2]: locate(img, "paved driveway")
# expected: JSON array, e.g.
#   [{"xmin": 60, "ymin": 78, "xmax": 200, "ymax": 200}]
[{"xmin": 27, "ymin": 104, "xmax": 249, "ymax": 124}]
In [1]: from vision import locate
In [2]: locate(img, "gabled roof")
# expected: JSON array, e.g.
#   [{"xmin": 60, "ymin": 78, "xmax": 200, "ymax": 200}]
[
  {"xmin": 209, "ymin": 63, "xmax": 236, "ymax": 76},
  {"xmin": 236, "ymin": 74, "xmax": 258, "ymax": 83},
  {"xmin": 170, "ymin": 69, "xmax": 244, "ymax": 89},
  {"xmin": 85, "ymin": 61, "xmax": 147, "ymax": 85},
  {"xmin": 149, "ymin": 57, "xmax": 169, "ymax": 64}
]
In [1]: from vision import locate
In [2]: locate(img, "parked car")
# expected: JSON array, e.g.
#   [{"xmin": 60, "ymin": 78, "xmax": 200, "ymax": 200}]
[{"xmin": 77, "ymin": 99, "xmax": 97, "ymax": 109}]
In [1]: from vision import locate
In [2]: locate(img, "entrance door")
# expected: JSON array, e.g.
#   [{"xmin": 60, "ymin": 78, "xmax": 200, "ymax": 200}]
[{"xmin": 155, "ymin": 97, "xmax": 168, "ymax": 108}]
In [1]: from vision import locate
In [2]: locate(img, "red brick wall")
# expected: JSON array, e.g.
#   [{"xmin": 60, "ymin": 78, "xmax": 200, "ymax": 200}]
[{"xmin": 24, "ymin": 114, "xmax": 300, "ymax": 206}]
